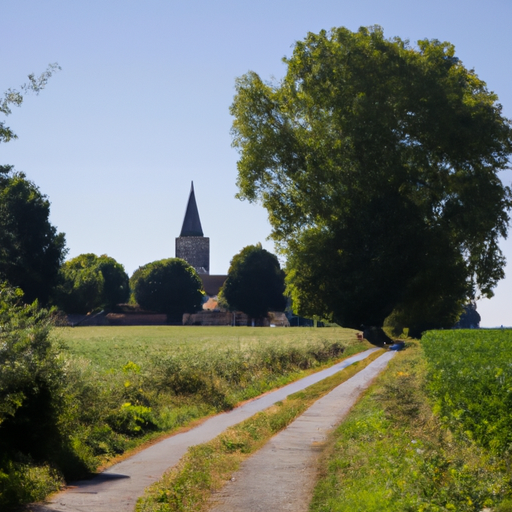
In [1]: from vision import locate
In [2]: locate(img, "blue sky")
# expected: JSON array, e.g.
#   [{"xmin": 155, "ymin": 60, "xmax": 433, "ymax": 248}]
[{"xmin": 2, "ymin": 0, "xmax": 511, "ymax": 326}]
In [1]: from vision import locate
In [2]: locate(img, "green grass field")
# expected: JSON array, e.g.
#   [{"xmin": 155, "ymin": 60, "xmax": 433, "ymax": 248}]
[{"xmin": 56, "ymin": 325, "xmax": 362, "ymax": 371}]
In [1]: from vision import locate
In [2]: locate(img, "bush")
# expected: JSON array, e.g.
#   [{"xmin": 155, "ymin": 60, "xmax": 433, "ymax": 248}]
[
  {"xmin": 0, "ymin": 283, "xmax": 73, "ymax": 506},
  {"xmin": 0, "ymin": 284, "xmax": 66, "ymax": 457}
]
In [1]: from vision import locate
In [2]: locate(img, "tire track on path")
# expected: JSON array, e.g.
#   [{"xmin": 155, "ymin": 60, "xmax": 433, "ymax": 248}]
[
  {"xmin": 208, "ymin": 351, "xmax": 396, "ymax": 512},
  {"xmin": 29, "ymin": 348, "xmax": 381, "ymax": 512}
]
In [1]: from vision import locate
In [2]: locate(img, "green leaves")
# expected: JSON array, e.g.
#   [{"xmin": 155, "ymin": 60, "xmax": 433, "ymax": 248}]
[
  {"xmin": 130, "ymin": 258, "xmax": 204, "ymax": 322},
  {"xmin": 219, "ymin": 244, "xmax": 286, "ymax": 320},
  {"xmin": 0, "ymin": 282, "xmax": 70, "ymax": 482},
  {"xmin": 231, "ymin": 25, "xmax": 512, "ymax": 328},
  {"xmin": 0, "ymin": 64, "xmax": 60, "ymax": 145},
  {"xmin": 54, "ymin": 253, "xmax": 130, "ymax": 314},
  {"xmin": 0, "ymin": 168, "xmax": 67, "ymax": 304},
  {"xmin": 422, "ymin": 330, "xmax": 512, "ymax": 454}
]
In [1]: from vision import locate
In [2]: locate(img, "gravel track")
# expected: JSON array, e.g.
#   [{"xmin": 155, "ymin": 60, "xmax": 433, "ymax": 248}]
[{"xmin": 207, "ymin": 351, "xmax": 395, "ymax": 512}]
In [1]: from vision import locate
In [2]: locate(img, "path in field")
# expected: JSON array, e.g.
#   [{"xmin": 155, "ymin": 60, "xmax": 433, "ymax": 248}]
[
  {"xmin": 30, "ymin": 348, "xmax": 381, "ymax": 512},
  {"xmin": 208, "ymin": 351, "xmax": 396, "ymax": 512}
]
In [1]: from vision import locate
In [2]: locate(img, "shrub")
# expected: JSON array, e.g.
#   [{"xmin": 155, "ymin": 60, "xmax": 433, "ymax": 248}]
[
  {"xmin": 0, "ymin": 284, "xmax": 66, "ymax": 458},
  {"xmin": 0, "ymin": 283, "xmax": 73, "ymax": 506}
]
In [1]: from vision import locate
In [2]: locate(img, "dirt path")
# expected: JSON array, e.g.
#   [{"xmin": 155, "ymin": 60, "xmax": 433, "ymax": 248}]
[
  {"xmin": 29, "ymin": 348, "xmax": 380, "ymax": 512},
  {"xmin": 208, "ymin": 351, "xmax": 396, "ymax": 512}
]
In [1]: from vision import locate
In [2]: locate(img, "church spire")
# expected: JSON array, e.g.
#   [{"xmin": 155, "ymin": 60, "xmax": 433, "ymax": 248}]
[{"xmin": 180, "ymin": 181, "xmax": 204, "ymax": 237}]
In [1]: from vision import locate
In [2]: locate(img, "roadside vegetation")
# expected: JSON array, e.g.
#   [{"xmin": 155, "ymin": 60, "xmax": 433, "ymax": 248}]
[
  {"xmin": 309, "ymin": 332, "xmax": 512, "ymax": 511},
  {"xmin": 136, "ymin": 349, "xmax": 384, "ymax": 512},
  {"xmin": 0, "ymin": 303, "xmax": 367, "ymax": 510}
]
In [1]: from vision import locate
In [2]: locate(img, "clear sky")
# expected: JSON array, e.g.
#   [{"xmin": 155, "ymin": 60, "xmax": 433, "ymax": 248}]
[{"xmin": 2, "ymin": 0, "xmax": 511, "ymax": 326}]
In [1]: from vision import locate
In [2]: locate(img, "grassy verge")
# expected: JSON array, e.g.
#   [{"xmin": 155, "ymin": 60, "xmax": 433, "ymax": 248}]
[
  {"xmin": 309, "ymin": 341, "xmax": 512, "ymax": 512},
  {"xmin": 1, "ymin": 325, "xmax": 370, "ymax": 509},
  {"xmin": 136, "ymin": 349, "xmax": 385, "ymax": 512},
  {"xmin": 56, "ymin": 327, "xmax": 370, "ymax": 470}
]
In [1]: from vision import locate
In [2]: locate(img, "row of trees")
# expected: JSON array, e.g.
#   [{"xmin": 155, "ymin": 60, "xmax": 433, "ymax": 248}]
[
  {"xmin": 0, "ymin": 72, "xmax": 285, "ymax": 321},
  {"xmin": 0, "ymin": 168, "xmax": 285, "ymax": 322},
  {"xmin": 56, "ymin": 244, "xmax": 286, "ymax": 322},
  {"xmin": 0, "ymin": 198, "xmax": 286, "ymax": 320}
]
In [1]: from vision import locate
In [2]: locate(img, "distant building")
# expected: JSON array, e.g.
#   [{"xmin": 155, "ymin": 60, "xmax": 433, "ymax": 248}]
[
  {"xmin": 176, "ymin": 181, "xmax": 210, "ymax": 274},
  {"xmin": 176, "ymin": 182, "xmax": 226, "ymax": 297}
]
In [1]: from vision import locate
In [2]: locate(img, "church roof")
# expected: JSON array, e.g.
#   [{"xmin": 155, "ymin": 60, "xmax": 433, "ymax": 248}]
[{"xmin": 180, "ymin": 182, "xmax": 204, "ymax": 237}]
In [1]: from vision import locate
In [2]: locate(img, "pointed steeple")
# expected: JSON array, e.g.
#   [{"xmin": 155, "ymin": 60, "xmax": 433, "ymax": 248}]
[{"xmin": 180, "ymin": 181, "xmax": 204, "ymax": 237}]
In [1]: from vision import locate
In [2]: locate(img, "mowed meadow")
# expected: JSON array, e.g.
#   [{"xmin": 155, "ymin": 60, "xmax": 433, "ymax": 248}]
[{"xmin": 0, "ymin": 324, "xmax": 368, "ymax": 508}]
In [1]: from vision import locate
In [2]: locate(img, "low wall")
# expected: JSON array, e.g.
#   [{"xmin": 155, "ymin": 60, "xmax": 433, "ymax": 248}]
[{"xmin": 183, "ymin": 311, "xmax": 290, "ymax": 327}]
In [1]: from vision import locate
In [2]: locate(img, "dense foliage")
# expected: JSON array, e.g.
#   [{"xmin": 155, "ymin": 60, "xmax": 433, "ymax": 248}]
[
  {"xmin": 422, "ymin": 329, "xmax": 512, "ymax": 455},
  {"xmin": 0, "ymin": 284, "xmax": 70, "ymax": 506},
  {"xmin": 54, "ymin": 253, "xmax": 129, "ymax": 313},
  {"xmin": 231, "ymin": 26, "xmax": 512, "ymax": 331},
  {"xmin": 219, "ymin": 243, "xmax": 286, "ymax": 320},
  {"xmin": 0, "ymin": 166, "xmax": 67, "ymax": 304},
  {"xmin": 454, "ymin": 302, "xmax": 481, "ymax": 329},
  {"xmin": 130, "ymin": 258, "xmax": 204, "ymax": 322}
]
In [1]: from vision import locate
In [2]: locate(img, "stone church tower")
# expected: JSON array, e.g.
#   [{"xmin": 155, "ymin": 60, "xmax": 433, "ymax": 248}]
[{"xmin": 175, "ymin": 182, "xmax": 210, "ymax": 274}]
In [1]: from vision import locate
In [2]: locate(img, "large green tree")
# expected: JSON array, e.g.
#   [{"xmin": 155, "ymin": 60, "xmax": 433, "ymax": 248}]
[
  {"xmin": 219, "ymin": 243, "xmax": 286, "ymax": 320},
  {"xmin": 130, "ymin": 258, "xmax": 204, "ymax": 323},
  {"xmin": 0, "ymin": 65, "xmax": 64, "ymax": 305},
  {"xmin": 230, "ymin": 26, "xmax": 512, "ymax": 333},
  {"xmin": 54, "ymin": 253, "xmax": 130, "ymax": 314},
  {"xmin": 0, "ymin": 166, "xmax": 67, "ymax": 304}
]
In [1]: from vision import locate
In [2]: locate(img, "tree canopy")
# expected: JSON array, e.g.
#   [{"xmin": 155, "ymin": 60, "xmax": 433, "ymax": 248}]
[
  {"xmin": 219, "ymin": 243, "xmax": 286, "ymax": 320},
  {"xmin": 130, "ymin": 258, "xmax": 204, "ymax": 322},
  {"xmin": 0, "ymin": 166, "xmax": 67, "ymax": 304},
  {"xmin": 54, "ymin": 253, "xmax": 130, "ymax": 314},
  {"xmin": 230, "ymin": 26, "xmax": 512, "ymax": 331}
]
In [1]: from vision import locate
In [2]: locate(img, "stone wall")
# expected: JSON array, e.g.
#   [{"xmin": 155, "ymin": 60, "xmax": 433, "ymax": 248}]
[{"xmin": 175, "ymin": 236, "xmax": 210, "ymax": 274}]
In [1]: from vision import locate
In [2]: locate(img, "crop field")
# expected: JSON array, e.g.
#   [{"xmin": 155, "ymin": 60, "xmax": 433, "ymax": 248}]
[
  {"xmin": 57, "ymin": 325, "xmax": 363, "ymax": 371},
  {"xmin": 310, "ymin": 330, "xmax": 512, "ymax": 511},
  {"xmin": 422, "ymin": 329, "xmax": 512, "ymax": 454}
]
